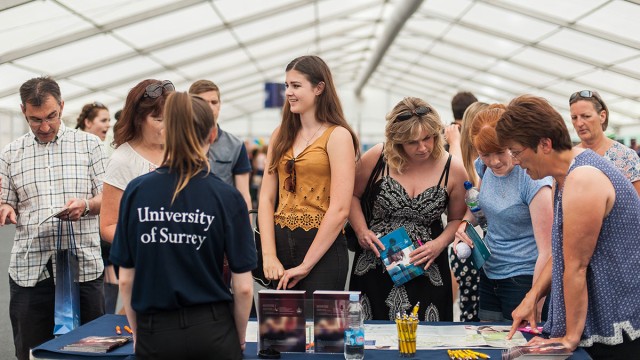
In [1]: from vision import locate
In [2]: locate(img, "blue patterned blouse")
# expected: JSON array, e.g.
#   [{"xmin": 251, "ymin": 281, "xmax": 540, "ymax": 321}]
[{"xmin": 543, "ymin": 149, "xmax": 640, "ymax": 347}]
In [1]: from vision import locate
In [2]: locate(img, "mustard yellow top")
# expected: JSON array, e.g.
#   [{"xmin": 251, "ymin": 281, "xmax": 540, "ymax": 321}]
[{"xmin": 275, "ymin": 125, "xmax": 337, "ymax": 231}]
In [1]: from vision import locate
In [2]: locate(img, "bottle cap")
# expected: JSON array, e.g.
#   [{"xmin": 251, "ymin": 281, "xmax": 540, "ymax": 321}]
[
  {"xmin": 463, "ymin": 181, "xmax": 472, "ymax": 190},
  {"xmin": 349, "ymin": 293, "xmax": 360, "ymax": 301}
]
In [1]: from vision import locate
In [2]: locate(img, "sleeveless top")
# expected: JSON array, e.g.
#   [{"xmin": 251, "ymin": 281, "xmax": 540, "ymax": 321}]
[
  {"xmin": 274, "ymin": 126, "xmax": 337, "ymax": 231},
  {"xmin": 544, "ymin": 150, "xmax": 640, "ymax": 346}
]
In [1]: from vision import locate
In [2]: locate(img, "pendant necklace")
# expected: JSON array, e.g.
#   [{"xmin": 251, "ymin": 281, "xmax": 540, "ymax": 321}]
[{"xmin": 301, "ymin": 123, "xmax": 323, "ymax": 148}]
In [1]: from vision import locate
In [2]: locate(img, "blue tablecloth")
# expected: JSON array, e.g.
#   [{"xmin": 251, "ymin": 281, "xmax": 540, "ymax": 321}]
[{"xmin": 33, "ymin": 315, "xmax": 591, "ymax": 359}]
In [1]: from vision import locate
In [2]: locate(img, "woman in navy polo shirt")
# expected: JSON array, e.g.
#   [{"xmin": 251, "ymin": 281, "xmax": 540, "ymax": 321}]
[{"xmin": 110, "ymin": 92, "xmax": 256, "ymax": 360}]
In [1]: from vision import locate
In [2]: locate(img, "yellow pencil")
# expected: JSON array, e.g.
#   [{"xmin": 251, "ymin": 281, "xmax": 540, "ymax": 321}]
[{"xmin": 469, "ymin": 349, "xmax": 490, "ymax": 359}]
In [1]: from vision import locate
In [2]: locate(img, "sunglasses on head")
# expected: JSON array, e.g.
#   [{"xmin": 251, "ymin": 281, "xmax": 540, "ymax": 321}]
[
  {"xmin": 284, "ymin": 158, "xmax": 296, "ymax": 193},
  {"xmin": 569, "ymin": 90, "xmax": 605, "ymax": 109},
  {"xmin": 144, "ymin": 80, "xmax": 175, "ymax": 99},
  {"xmin": 92, "ymin": 101, "xmax": 106, "ymax": 108},
  {"xmin": 396, "ymin": 106, "xmax": 431, "ymax": 122}
]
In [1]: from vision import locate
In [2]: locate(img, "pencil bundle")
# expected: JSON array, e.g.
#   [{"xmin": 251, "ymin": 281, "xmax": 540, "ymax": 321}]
[
  {"xmin": 395, "ymin": 302, "xmax": 419, "ymax": 357},
  {"xmin": 447, "ymin": 349, "xmax": 490, "ymax": 359}
]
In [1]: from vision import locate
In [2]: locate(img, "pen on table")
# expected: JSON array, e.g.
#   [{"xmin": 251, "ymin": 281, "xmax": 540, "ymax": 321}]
[
  {"xmin": 416, "ymin": 238, "xmax": 423, "ymax": 246},
  {"xmin": 115, "ymin": 326, "xmax": 121, "ymax": 335},
  {"xmin": 124, "ymin": 325, "xmax": 133, "ymax": 334}
]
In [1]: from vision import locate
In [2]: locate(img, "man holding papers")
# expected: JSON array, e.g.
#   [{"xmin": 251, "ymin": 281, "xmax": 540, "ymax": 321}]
[{"xmin": 0, "ymin": 77, "xmax": 106, "ymax": 360}]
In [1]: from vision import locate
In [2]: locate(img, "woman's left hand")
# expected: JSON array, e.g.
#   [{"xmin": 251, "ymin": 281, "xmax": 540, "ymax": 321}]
[
  {"xmin": 409, "ymin": 239, "xmax": 446, "ymax": 270},
  {"xmin": 277, "ymin": 264, "xmax": 312, "ymax": 290},
  {"xmin": 527, "ymin": 335, "xmax": 578, "ymax": 352}
]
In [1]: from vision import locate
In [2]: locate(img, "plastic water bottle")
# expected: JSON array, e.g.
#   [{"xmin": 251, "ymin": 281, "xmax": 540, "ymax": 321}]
[
  {"xmin": 464, "ymin": 181, "xmax": 488, "ymax": 231},
  {"xmin": 344, "ymin": 293, "xmax": 365, "ymax": 359}
]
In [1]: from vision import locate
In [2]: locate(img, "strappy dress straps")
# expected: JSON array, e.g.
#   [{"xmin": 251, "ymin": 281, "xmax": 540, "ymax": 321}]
[{"xmin": 437, "ymin": 154, "xmax": 452, "ymax": 189}]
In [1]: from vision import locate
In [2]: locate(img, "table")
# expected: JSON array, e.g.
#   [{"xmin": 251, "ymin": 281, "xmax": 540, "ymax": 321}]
[{"xmin": 32, "ymin": 315, "xmax": 591, "ymax": 359}]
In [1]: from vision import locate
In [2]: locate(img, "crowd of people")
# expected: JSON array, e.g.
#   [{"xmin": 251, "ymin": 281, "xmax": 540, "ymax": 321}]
[{"xmin": 0, "ymin": 54, "xmax": 639, "ymax": 360}]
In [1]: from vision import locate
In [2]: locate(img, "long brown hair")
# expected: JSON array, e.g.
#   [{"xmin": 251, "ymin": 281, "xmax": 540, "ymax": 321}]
[
  {"xmin": 268, "ymin": 55, "xmax": 359, "ymax": 172},
  {"xmin": 162, "ymin": 92, "xmax": 215, "ymax": 204},
  {"xmin": 112, "ymin": 79, "xmax": 169, "ymax": 148},
  {"xmin": 460, "ymin": 102, "xmax": 489, "ymax": 186}
]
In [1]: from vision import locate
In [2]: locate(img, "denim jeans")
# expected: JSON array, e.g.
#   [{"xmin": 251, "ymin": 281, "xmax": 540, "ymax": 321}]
[{"xmin": 478, "ymin": 269, "xmax": 532, "ymax": 321}]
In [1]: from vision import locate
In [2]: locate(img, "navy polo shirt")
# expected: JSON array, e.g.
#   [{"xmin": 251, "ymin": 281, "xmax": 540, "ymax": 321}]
[{"xmin": 110, "ymin": 166, "xmax": 257, "ymax": 314}]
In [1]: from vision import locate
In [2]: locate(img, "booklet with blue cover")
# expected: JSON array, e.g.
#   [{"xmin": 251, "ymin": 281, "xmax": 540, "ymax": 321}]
[
  {"xmin": 379, "ymin": 227, "xmax": 424, "ymax": 286},
  {"xmin": 463, "ymin": 220, "xmax": 492, "ymax": 270}
]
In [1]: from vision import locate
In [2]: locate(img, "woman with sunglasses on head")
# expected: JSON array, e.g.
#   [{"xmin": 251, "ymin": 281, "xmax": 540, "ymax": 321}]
[
  {"xmin": 76, "ymin": 102, "xmax": 111, "ymax": 141},
  {"xmin": 348, "ymin": 97, "xmax": 467, "ymax": 321},
  {"xmin": 258, "ymin": 55, "xmax": 359, "ymax": 292},
  {"xmin": 453, "ymin": 105, "xmax": 553, "ymax": 323},
  {"xmin": 569, "ymin": 90, "xmax": 640, "ymax": 196},
  {"xmin": 497, "ymin": 95, "xmax": 640, "ymax": 359},
  {"xmin": 111, "ymin": 92, "xmax": 255, "ymax": 360},
  {"xmin": 100, "ymin": 80, "xmax": 174, "ymax": 253}
]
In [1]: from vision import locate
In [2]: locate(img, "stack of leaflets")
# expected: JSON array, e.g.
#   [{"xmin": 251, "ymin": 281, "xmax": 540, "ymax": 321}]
[
  {"xmin": 379, "ymin": 227, "xmax": 424, "ymax": 286},
  {"xmin": 501, "ymin": 343, "xmax": 572, "ymax": 359},
  {"xmin": 258, "ymin": 290, "xmax": 306, "ymax": 353},
  {"xmin": 60, "ymin": 336, "xmax": 131, "ymax": 353},
  {"xmin": 313, "ymin": 290, "xmax": 360, "ymax": 353}
]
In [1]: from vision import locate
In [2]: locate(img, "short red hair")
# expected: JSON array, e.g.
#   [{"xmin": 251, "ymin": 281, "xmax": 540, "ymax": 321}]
[{"xmin": 471, "ymin": 104, "xmax": 506, "ymax": 154}]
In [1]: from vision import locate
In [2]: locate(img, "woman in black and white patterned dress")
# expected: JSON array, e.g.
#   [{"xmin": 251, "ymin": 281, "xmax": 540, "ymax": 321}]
[{"xmin": 348, "ymin": 97, "xmax": 468, "ymax": 321}]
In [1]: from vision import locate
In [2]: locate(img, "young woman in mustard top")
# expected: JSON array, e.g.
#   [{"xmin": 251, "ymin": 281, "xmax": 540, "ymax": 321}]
[{"xmin": 258, "ymin": 55, "xmax": 359, "ymax": 292}]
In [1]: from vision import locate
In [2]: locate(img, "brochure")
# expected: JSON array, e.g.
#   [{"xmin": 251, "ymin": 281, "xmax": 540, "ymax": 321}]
[
  {"xmin": 464, "ymin": 221, "xmax": 491, "ymax": 269},
  {"xmin": 258, "ymin": 290, "xmax": 306, "ymax": 353},
  {"xmin": 38, "ymin": 207, "xmax": 69, "ymax": 226},
  {"xmin": 501, "ymin": 342, "xmax": 572, "ymax": 359},
  {"xmin": 60, "ymin": 336, "xmax": 131, "ymax": 353},
  {"xmin": 379, "ymin": 227, "xmax": 424, "ymax": 286},
  {"xmin": 313, "ymin": 290, "xmax": 359, "ymax": 353}
]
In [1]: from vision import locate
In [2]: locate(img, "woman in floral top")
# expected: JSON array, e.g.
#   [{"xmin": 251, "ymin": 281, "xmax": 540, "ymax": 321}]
[{"xmin": 569, "ymin": 89, "xmax": 640, "ymax": 196}]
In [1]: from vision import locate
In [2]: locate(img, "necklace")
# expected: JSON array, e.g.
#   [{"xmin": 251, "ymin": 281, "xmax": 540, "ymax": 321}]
[{"xmin": 301, "ymin": 124, "xmax": 323, "ymax": 148}]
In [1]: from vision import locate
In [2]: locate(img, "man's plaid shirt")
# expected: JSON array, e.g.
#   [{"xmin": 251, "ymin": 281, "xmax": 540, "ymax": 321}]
[{"xmin": 0, "ymin": 124, "xmax": 106, "ymax": 287}]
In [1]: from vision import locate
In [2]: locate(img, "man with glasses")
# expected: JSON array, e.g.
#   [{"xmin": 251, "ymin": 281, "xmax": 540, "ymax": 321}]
[{"xmin": 0, "ymin": 77, "xmax": 106, "ymax": 360}]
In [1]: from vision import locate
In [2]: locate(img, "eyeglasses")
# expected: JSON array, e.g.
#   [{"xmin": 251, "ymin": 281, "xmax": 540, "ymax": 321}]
[
  {"xmin": 144, "ymin": 80, "xmax": 175, "ymax": 98},
  {"xmin": 396, "ymin": 106, "xmax": 431, "ymax": 122},
  {"xmin": 28, "ymin": 113, "xmax": 60, "ymax": 126},
  {"xmin": 509, "ymin": 148, "xmax": 526, "ymax": 160},
  {"xmin": 284, "ymin": 158, "xmax": 296, "ymax": 193},
  {"xmin": 569, "ymin": 90, "xmax": 605, "ymax": 109}
]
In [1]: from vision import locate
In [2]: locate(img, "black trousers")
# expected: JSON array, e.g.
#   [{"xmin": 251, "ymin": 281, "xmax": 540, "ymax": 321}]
[
  {"xmin": 135, "ymin": 302, "xmax": 242, "ymax": 360},
  {"xmin": 274, "ymin": 225, "xmax": 348, "ymax": 292},
  {"xmin": 9, "ymin": 260, "xmax": 105, "ymax": 360}
]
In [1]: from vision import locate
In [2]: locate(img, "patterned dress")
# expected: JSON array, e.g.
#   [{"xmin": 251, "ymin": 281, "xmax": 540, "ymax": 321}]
[{"xmin": 349, "ymin": 156, "xmax": 453, "ymax": 321}]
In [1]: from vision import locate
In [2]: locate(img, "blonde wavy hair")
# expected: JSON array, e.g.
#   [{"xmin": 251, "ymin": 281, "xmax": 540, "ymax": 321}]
[{"xmin": 383, "ymin": 97, "xmax": 444, "ymax": 173}]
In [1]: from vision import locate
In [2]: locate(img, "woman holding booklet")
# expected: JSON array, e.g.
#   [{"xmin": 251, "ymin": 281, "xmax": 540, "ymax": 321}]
[
  {"xmin": 348, "ymin": 97, "xmax": 468, "ymax": 321},
  {"xmin": 453, "ymin": 104, "xmax": 553, "ymax": 322},
  {"xmin": 110, "ymin": 92, "xmax": 256, "ymax": 360}
]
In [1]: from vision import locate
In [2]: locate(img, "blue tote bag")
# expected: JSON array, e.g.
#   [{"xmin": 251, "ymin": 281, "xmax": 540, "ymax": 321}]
[{"xmin": 53, "ymin": 219, "xmax": 80, "ymax": 335}]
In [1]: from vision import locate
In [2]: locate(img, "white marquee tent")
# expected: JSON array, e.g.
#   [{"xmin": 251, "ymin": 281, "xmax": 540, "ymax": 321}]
[{"xmin": 1, "ymin": 0, "xmax": 639, "ymax": 148}]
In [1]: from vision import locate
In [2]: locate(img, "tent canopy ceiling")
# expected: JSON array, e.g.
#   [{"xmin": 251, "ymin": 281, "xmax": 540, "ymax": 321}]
[{"xmin": 1, "ymin": 0, "xmax": 639, "ymax": 136}]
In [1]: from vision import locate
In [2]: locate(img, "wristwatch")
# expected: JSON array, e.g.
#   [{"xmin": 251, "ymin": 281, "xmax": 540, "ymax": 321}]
[{"xmin": 81, "ymin": 199, "xmax": 90, "ymax": 217}]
